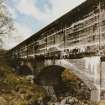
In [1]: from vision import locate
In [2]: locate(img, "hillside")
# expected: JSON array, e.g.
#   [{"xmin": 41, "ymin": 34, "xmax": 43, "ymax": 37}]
[{"xmin": 0, "ymin": 55, "xmax": 46, "ymax": 105}]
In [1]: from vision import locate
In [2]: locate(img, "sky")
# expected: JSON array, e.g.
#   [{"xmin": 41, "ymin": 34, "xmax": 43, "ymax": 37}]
[{"xmin": 4, "ymin": 0, "xmax": 86, "ymax": 49}]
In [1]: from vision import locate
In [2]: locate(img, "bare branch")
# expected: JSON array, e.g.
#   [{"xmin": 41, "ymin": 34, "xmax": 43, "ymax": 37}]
[{"xmin": 0, "ymin": 0, "xmax": 14, "ymax": 48}]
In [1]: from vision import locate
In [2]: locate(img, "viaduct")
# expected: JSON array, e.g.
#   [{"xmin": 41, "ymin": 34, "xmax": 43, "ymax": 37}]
[{"xmin": 7, "ymin": 0, "xmax": 105, "ymax": 102}]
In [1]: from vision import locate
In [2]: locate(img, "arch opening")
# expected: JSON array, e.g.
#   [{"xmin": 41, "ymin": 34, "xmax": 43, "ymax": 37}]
[{"xmin": 35, "ymin": 65, "xmax": 91, "ymax": 101}]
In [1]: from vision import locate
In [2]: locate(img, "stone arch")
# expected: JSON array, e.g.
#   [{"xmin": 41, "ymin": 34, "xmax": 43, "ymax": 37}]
[
  {"xmin": 44, "ymin": 59, "xmax": 97, "ymax": 90},
  {"xmin": 35, "ymin": 65, "xmax": 91, "ymax": 100}
]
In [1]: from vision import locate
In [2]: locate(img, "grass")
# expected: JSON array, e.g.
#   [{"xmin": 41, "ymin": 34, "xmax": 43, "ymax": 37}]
[{"xmin": 0, "ymin": 56, "xmax": 46, "ymax": 105}]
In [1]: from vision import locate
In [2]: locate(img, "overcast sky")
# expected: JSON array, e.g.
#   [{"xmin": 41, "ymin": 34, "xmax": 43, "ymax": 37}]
[{"xmin": 4, "ymin": 0, "xmax": 86, "ymax": 49}]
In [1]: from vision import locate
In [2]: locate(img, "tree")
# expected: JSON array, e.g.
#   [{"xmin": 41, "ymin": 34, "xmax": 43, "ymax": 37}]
[{"xmin": 0, "ymin": 0, "xmax": 13, "ymax": 49}]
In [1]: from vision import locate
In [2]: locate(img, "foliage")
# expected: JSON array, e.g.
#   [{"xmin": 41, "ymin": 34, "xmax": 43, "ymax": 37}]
[
  {"xmin": 0, "ymin": 57, "xmax": 46, "ymax": 105},
  {"xmin": 61, "ymin": 69, "xmax": 91, "ymax": 100},
  {"xmin": 61, "ymin": 69, "xmax": 79, "ymax": 81},
  {"xmin": 0, "ymin": 0, "xmax": 13, "ymax": 48}
]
